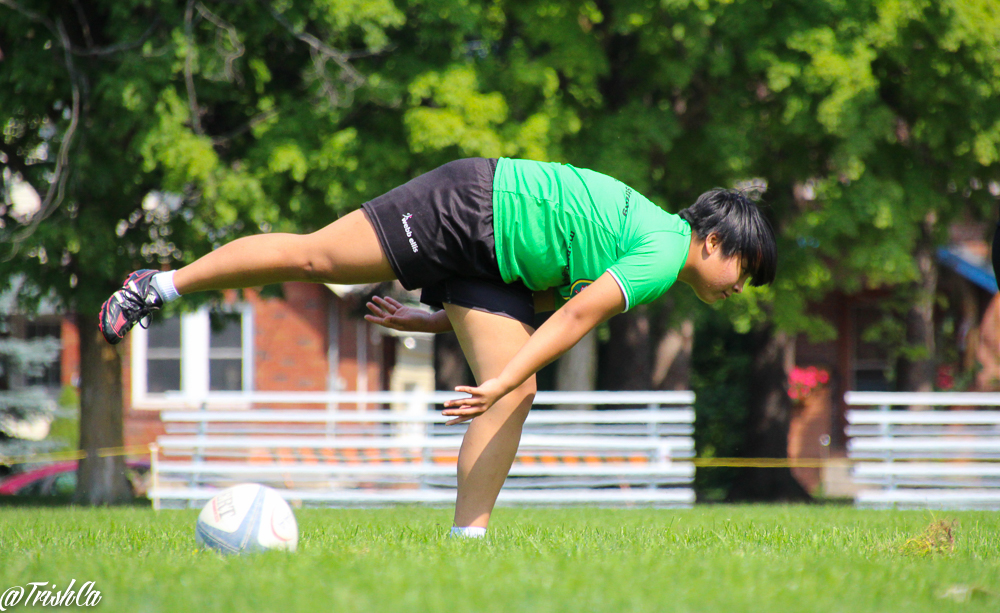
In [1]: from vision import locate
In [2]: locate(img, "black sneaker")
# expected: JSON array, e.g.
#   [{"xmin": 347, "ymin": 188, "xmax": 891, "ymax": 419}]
[{"xmin": 99, "ymin": 270, "xmax": 165, "ymax": 345}]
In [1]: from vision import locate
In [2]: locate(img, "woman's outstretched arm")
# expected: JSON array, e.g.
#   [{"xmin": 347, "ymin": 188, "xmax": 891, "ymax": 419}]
[{"xmin": 442, "ymin": 271, "xmax": 625, "ymax": 420}]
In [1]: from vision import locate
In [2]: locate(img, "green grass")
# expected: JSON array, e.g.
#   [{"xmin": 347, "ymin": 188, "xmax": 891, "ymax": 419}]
[{"xmin": 1, "ymin": 504, "xmax": 999, "ymax": 612}]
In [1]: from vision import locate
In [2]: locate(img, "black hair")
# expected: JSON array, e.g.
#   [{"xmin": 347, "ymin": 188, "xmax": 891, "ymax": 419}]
[{"xmin": 677, "ymin": 189, "xmax": 777, "ymax": 287}]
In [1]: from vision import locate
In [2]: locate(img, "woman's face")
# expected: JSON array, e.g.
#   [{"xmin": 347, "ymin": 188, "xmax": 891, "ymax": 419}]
[{"xmin": 690, "ymin": 234, "xmax": 750, "ymax": 304}]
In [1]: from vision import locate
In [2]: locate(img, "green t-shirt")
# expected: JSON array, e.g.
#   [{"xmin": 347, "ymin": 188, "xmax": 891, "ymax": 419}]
[{"xmin": 492, "ymin": 158, "xmax": 692, "ymax": 311}]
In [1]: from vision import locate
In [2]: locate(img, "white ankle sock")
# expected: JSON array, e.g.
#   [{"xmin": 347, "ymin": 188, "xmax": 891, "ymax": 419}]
[
  {"xmin": 151, "ymin": 271, "xmax": 180, "ymax": 303},
  {"xmin": 450, "ymin": 526, "xmax": 486, "ymax": 538}
]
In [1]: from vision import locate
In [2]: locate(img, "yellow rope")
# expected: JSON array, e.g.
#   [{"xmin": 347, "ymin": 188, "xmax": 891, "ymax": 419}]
[
  {"xmin": 0, "ymin": 445, "xmax": 150, "ymax": 467},
  {"xmin": 0, "ymin": 446, "xmax": 981, "ymax": 470},
  {"xmin": 691, "ymin": 458, "xmax": 850, "ymax": 468}
]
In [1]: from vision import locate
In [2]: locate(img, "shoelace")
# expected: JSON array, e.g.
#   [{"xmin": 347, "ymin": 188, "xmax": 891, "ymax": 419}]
[{"xmin": 116, "ymin": 286, "xmax": 159, "ymax": 330}]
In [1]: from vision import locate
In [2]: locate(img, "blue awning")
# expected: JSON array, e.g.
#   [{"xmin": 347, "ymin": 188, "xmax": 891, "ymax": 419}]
[{"xmin": 937, "ymin": 246, "xmax": 998, "ymax": 293}]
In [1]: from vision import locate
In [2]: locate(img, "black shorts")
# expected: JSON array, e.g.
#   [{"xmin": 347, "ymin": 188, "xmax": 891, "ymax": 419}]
[{"xmin": 361, "ymin": 158, "xmax": 535, "ymax": 327}]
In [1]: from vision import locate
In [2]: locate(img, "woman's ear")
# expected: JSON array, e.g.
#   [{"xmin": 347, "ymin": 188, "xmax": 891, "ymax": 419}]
[{"xmin": 704, "ymin": 232, "xmax": 722, "ymax": 255}]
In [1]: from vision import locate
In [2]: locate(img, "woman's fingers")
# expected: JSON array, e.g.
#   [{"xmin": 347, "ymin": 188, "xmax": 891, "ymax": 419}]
[
  {"xmin": 371, "ymin": 296, "xmax": 400, "ymax": 316},
  {"xmin": 371, "ymin": 296, "xmax": 396, "ymax": 313},
  {"xmin": 442, "ymin": 387, "xmax": 489, "ymax": 424},
  {"xmin": 442, "ymin": 405, "xmax": 485, "ymax": 425},
  {"xmin": 364, "ymin": 312, "xmax": 403, "ymax": 330},
  {"xmin": 444, "ymin": 396, "xmax": 482, "ymax": 408},
  {"xmin": 444, "ymin": 391, "xmax": 470, "ymax": 407},
  {"xmin": 442, "ymin": 403, "xmax": 481, "ymax": 414}
]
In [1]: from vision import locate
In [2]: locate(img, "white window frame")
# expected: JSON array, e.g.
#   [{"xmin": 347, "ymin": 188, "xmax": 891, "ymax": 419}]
[{"xmin": 131, "ymin": 304, "xmax": 253, "ymax": 409}]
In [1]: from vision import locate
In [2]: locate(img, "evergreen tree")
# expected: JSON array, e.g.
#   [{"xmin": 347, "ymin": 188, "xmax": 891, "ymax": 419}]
[{"xmin": 0, "ymin": 319, "xmax": 61, "ymax": 468}]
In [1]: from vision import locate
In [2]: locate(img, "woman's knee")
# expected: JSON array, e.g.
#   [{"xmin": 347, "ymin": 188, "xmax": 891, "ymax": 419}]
[
  {"xmin": 301, "ymin": 214, "xmax": 395, "ymax": 284},
  {"xmin": 521, "ymin": 377, "xmax": 537, "ymax": 401},
  {"xmin": 510, "ymin": 376, "xmax": 537, "ymax": 413}
]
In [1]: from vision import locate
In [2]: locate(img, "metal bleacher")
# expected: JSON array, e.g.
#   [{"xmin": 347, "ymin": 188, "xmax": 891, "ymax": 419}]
[
  {"xmin": 846, "ymin": 391, "xmax": 1000, "ymax": 510},
  {"xmin": 148, "ymin": 391, "xmax": 696, "ymax": 509}
]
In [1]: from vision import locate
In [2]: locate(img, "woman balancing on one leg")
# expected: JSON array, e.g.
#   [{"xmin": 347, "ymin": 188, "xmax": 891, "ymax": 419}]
[{"xmin": 100, "ymin": 158, "xmax": 776, "ymax": 537}]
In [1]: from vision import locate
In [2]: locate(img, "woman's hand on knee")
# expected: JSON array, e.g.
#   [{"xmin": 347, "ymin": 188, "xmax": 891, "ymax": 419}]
[
  {"xmin": 442, "ymin": 378, "xmax": 513, "ymax": 425},
  {"xmin": 364, "ymin": 296, "xmax": 451, "ymax": 333}
]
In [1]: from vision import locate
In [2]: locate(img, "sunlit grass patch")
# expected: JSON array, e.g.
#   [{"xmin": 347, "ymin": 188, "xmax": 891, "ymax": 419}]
[{"xmin": 0, "ymin": 505, "xmax": 998, "ymax": 613}]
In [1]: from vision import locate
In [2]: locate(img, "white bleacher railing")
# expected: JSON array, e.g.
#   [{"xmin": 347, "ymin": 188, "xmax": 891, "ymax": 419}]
[
  {"xmin": 845, "ymin": 391, "xmax": 1000, "ymax": 510},
  {"xmin": 148, "ymin": 391, "xmax": 696, "ymax": 510}
]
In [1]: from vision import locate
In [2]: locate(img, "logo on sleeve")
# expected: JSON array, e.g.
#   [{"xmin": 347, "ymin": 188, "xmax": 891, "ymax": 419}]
[
  {"xmin": 622, "ymin": 187, "xmax": 633, "ymax": 217},
  {"xmin": 570, "ymin": 279, "xmax": 594, "ymax": 296},
  {"xmin": 401, "ymin": 213, "xmax": 419, "ymax": 253},
  {"xmin": 561, "ymin": 230, "xmax": 576, "ymax": 285}
]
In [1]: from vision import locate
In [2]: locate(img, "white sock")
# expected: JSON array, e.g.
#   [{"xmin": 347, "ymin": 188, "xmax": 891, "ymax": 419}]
[
  {"xmin": 450, "ymin": 526, "xmax": 486, "ymax": 539},
  {"xmin": 151, "ymin": 271, "xmax": 180, "ymax": 303}
]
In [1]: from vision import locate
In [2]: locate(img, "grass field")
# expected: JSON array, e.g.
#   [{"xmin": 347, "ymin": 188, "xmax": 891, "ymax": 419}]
[{"xmin": 1, "ymin": 504, "xmax": 999, "ymax": 612}]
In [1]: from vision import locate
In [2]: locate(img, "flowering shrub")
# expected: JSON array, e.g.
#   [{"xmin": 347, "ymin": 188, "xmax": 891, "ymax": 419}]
[
  {"xmin": 788, "ymin": 366, "xmax": 830, "ymax": 401},
  {"xmin": 936, "ymin": 364, "xmax": 955, "ymax": 391}
]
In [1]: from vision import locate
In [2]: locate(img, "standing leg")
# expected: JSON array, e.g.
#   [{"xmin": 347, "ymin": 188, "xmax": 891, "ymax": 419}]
[
  {"xmin": 174, "ymin": 209, "xmax": 396, "ymax": 294},
  {"xmin": 444, "ymin": 304, "xmax": 536, "ymax": 529}
]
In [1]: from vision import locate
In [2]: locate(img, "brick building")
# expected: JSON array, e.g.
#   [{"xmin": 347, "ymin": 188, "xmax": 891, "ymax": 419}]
[
  {"xmin": 786, "ymin": 223, "xmax": 999, "ymax": 494},
  {"xmin": 33, "ymin": 282, "xmax": 428, "ymax": 449}
]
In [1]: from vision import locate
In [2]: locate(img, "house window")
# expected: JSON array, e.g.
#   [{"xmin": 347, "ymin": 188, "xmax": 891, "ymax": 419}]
[
  {"xmin": 25, "ymin": 320, "xmax": 62, "ymax": 388},
  {"xmin": 852, "ymin": 305, "xmax": 891, "ymax": 391},
  {"xmin": 0, "ymin": 317, "xmax": 61, "ymax": 391},
  {"xmin": 131, "ymin": 306, "xmax": 253, "ymax": 403},
  {"xmin": 146, "ymin": 315, "xmax": 181, "ymax": 394},
  {"xmin": 209, "ymin": 312, "xmax": 243, "ymax": 392}
]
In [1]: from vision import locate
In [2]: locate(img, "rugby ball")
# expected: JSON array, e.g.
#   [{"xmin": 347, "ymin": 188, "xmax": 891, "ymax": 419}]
[{"xmin": 195, "ymin": 483, "xmax": 298, "ymax": 554}]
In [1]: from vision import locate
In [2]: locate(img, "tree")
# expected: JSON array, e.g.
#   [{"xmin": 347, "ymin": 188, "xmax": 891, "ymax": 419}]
[
  {"xmin": 0, "ymin": 0, "xmax": 408, "ymax": 503},
  {"xmin": 428, "ymin": 0, "xmax": 1000, "ymax": 497},
  {"xmin": 320, "ymin": 0, "xmax": 1000, "ymax": 496},
  {"xmin": 0, "ymin": 317, "xmax": 61, "ymax": 466},
  {"xmin": 685, "ymin": 0, "xmax": 1000, "ymax": 496},
  {"xmin": 4, "ymin": 0, "xmax": 997, "ymax": 505}
]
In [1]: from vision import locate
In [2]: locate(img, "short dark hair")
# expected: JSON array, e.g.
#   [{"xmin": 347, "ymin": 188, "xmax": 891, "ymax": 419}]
[{"xmin": 677, "ymin": 189, "xmax": 777, "ymax": 287}]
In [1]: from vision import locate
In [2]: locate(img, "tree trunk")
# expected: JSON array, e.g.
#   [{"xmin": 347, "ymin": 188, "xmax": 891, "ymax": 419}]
[
  {"xmin": 897, "ymin": 235, "xmax": 938, "ymax": 400},
  {"xmin": 74, "ymin": 313, "xmax": 132, "ymax": 505},
  {"xmin": 652, "ymin": 318, "xmax": 694, "ymax": 390},
  {"xmin": 555, "ymin": 329, "xmax": 597, "ymax": 409},
  {"xmin": 727, "ymin": 325, "xmax": 811, "ymax": 502},
  {"xmin": 599, "ymin": 305, "xmax": 652, "ymax": 390}
]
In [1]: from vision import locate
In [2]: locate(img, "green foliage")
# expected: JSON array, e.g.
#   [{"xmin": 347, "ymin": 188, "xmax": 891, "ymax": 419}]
[
  {"xmin": 0, "ymin": 0, "xmax": 416, "ymax": 313},
  {"xmin": 3, "ymin": 0, "xmax": 996, "ymax": 332},
  {"xmin": 689, "ymin": 307, "xmax": 753, "ymax": 501},
  {"xmin": 47, "ymin": 384, "xmax": 80, "ymax": 450},
  {"xmin": 3, "ymin": 0, "xmax": 1000, "ymax": 476}
]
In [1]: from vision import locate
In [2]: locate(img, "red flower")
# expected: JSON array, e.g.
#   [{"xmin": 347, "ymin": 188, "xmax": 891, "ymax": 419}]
[
  {"xmin": 788, "ymin": 366, "xmax": 830, "ymax": 401},
  {"xmin": 936, "ymin": 364, "xmax": 955, "ymax": 391}
]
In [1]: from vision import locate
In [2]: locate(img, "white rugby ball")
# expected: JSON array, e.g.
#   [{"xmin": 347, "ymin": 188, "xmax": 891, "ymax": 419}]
[{"xmin": 195, "ymin": 483, "xmax": 298, "ymax": 554}]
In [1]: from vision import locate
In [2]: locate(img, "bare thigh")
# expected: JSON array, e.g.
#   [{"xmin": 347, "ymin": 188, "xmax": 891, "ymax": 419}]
[
  {"xmin": 303, "ymin": 209, "xmax": 396, "ymax": 284},
  {"xmin": 444, "ymin": 304, "xmax": 535, "ymax": 385},
  {"xmin": 174, "ymin": 208, "xmax": 396, "ymax": 293}
]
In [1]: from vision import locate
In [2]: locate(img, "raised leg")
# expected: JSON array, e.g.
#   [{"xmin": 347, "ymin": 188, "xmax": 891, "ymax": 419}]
[
  {"xmin": 174, "ymin": 209, "xmax": 396, "ymax": 294},
  {"xmin": 444, "ymin": 304, "xmax": 536, "ymax": 529}
]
